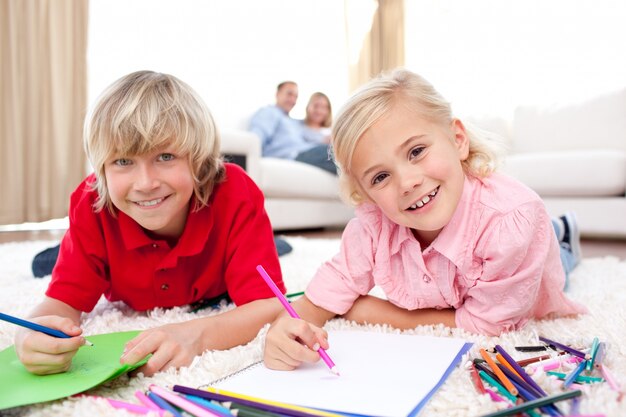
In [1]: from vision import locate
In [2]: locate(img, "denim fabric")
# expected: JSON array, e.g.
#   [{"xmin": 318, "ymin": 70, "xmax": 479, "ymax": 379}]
[{"xmin": 295, "ymin": 144, "xmax": 337, "ymax": 175}]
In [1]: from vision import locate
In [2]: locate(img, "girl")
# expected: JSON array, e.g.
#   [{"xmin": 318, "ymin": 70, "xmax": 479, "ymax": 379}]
[
  {"xmin": 15, "ymin": 71, "xmax": 286, "ymax": 376},
  {"xmin": 264, "ymin": 68, "xmax": 586, "ymax": 371}
]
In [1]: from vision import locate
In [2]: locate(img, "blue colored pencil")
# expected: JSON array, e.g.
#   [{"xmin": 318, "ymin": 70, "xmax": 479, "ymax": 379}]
[
  {"xmin": 0, "ymin": 311, "xmax": 93, "ymax": 346},
  {"xmin": 564, "ymin": 360, "xmax": 587, "ymax": 388},
  {"xmin": 146, "ymin": 391, "xmax": 184, "ymax": 417}
]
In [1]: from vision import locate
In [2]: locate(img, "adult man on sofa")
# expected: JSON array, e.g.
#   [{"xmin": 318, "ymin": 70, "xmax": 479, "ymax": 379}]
[{"xmin": 249, "ymin": 81, "xmax": 336, "ymax": 174}]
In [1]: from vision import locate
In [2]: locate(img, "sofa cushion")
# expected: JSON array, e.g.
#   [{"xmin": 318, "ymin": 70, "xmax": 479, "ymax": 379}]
[
  {"xmin": 502, "ymin": 150, "xmax": 626, "ymax": 197},
  {"xmin": 259, "ymin": 158, "xmax": 342, "ymax": 199},
  {"xmin": 512, "ymin": 88, "xmax": 626, "ymax": 153}
]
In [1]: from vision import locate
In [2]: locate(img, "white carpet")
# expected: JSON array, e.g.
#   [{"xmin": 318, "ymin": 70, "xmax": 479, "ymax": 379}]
[{"xmin": 0, "ymin": 237, "xmax": 625, "ymax": 417}]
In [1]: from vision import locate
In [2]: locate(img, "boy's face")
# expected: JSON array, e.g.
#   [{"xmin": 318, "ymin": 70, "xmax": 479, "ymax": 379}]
[
  {"xmin": 104, "ymin": 146, "xmax": 194, "ymax": 239},
  {"xmin": 351, "ymin": 104, "xmax": 469, "ymax": 247}
]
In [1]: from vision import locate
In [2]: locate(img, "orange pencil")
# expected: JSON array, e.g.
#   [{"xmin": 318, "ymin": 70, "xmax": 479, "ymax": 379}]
[
  {"xmin": 480, "ymin": 348, "xmax": 518, "ymax": 396},
  {"xmin": 495, "ymin": 353, "xmax": 522, "ymax": 379}
]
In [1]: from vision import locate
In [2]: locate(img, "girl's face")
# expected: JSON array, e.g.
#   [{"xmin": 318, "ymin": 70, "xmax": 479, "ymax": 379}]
[
  {"xmin": 104, "ymin": 145, "xmax": 194, "ymax": 240},
  {"xmin": 307, "ymin": 96, "xmax": 330, "ymax": 127},
  {"xmin": 351, "ymin": 104, "xmax": 469, "ymax": 247}
]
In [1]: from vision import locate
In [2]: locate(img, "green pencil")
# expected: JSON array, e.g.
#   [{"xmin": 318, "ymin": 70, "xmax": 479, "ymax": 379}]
[
  {"xmin": 479, "ymin": 389, "xmax": 582, "ymax": 417},
  {"xmin": 223, "ymin": 401, "xmax": 283, "ymax": 417}
]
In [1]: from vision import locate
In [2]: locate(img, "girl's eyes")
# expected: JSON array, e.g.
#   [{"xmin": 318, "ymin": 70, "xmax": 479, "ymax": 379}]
[
  {"xmin": 409, "ymin": 146, "xmax": 425, "ymax": 159},
  {"xmin": 372, "ymin": 172, "xmax": 389, "ymax": 185}
]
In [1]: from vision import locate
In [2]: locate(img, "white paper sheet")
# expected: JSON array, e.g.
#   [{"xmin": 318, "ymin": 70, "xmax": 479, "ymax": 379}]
[{"xmin": 211, "ymin": 330, "xmax": 470, "ymax": 417}]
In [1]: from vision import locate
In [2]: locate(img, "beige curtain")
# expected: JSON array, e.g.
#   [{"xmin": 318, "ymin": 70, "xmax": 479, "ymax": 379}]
[
  {"xmin": 0, "ymin": 0, "xmax": 88, "ymax": 224},
  {"xmin": 345, "ymin": 0, "xmax": 405, "ymax": 92}
]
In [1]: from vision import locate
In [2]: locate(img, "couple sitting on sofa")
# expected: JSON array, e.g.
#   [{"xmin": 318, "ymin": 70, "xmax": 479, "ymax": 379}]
[{"xmin": 248, "ymin": 80, "xmax": 337, "ymax": 175}]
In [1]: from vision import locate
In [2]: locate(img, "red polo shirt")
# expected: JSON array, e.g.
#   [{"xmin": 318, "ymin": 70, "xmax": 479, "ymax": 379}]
[{"xmin": 47, "ymin": 163, "xmax": 285, "ymax": 312}]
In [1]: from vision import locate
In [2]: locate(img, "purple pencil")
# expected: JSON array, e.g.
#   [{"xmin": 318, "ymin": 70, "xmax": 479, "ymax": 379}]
[
  {"xmin": 495, "ymin": 345, "xmax": 547, "ymax": 396},
  {"xmin": 538, "ymin": 336, "xmax": 590, "ymax": 360}
]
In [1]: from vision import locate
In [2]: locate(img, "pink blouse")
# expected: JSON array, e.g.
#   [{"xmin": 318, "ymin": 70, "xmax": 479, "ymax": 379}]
[{"xmin": 306, "ymin": 173, "xmax": 586, "ymax": 336}]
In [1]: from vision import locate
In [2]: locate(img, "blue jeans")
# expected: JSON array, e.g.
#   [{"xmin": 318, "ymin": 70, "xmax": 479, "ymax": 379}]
[
  {"xmin": 295, "ymin": 144, "xmax": 337, "ymax": 175},
  {"xmin": 552, "ymin": 219, "xmax": 577, "ymax": 290}
]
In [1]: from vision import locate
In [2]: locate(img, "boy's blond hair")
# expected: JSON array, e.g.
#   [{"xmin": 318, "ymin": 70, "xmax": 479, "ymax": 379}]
[
  {"xmin": 84, "ymin": 70, "xmax": 224, "ymax": 213},
  {"xmin": 332, "ymin": 68, "xmax": 504, "ymax": 205}
]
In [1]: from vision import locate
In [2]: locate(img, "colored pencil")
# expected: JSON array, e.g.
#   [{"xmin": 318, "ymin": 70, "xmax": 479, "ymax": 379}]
[
  {"xmin": 600, "ymin": 364, "xmax": 622, "ymax": 392},
  {"xmin": 469, "ymin": 363, "xmax": 487, "ymax": 394},
  {"xmin": 477, "ymin": 370, "xmax": 518, "ymax": 403},
  {"xmin": 514, "ymin": 345, "xmax": 550, "ymax": 352},
  {"xmin": 173, "ymin": 385, "xmax": 345, "ymax": 417},
  {"xmin": 105, "ymin": 398, "xmax": 156, "ymax": 415},
  {"xmin": 478, "ymin": 389, "xmax": 582, "ymax": 417},
  {"xmin": 0, "ymin": 311, "xmax": 93, "ymax": 346},
  {"xmin": 480, "ymin": 348, "xmax": 518, "ymax": 396},
  {"xmin": 150, "ymin": 385, "xmax": 223, "ymax": 417},
  {"xmin": 538, "ymin": 336, "xmax": 589, "ymax": 360},
  {"xmin": 256, "ymin": 264, "xmax": 339, "ymax": 375},
  {"xmin": 547, "ymin": 371, "xmax": 604, "ymax": 383},
  {"xmin": 495, "ymin": 345, "xmax": 547, "ymax": 396},
  {"xmin": 593, "ymin": 342, "xmax": 606, "ymax": 369},
  {"xmin": 564, "ymin": 360, "xmax": 588, "ymax": 388},
  {"xmin": 146, "ymin": 391, "xmax": 184, "ymax": 417},
  {"xmin": 495, "ymin": 353, "xmax": 522, "ymax": 379},
  {"xmin": 135, "ymin": 390, "xmax": 163, "ymax": 412},
  {"xmin": 182, "ymin": 394, "xmax": 234, "ymax": 416},
  {"xmin": 223, "ymin": 401, "xmax": 284, "ymax": 417},
  {"xmin": 586, "ymin": 337, "xmax": 600, "ymax": 371}
]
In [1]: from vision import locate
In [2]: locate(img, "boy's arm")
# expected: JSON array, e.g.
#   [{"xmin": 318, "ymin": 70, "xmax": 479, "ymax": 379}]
[
  {"xmin": 14, "ymin": 296, "xmax": 87, "ymax": 375},
  {"xmin": 120, "ymin": 298, "xmax": 287, "ymax": 376},
  {"xmin": 342, "ymin": 295, "xmax": 456, "ymax": 329}
]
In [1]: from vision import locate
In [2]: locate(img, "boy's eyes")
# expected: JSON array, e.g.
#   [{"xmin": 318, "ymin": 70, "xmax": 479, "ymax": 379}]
[
  {"xmin": 158, "ymin": 153, "xmax": 175, "ymax": 162},
  {"xmin": 114, "ymin": 158, "xmax": 132, "ymax": 166},
  {"xmin": 112, "ymin": 153, "xmax": 176, "ymax": 166}
]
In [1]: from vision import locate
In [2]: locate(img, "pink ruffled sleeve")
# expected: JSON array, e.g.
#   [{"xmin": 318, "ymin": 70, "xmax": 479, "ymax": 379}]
[
  {"xmin": 305, "ymin": 217, "xmax": 377, "ymax": 314},
  {"xmin": 455, "ymin": 202, "xmax": 563, "ymax": 335}
]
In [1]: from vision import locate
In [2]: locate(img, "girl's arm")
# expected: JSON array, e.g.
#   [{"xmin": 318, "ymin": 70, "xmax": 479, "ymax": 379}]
[
  {"xmin": 342, "ymin": 295, "xmax": 456, "ymax": 329},
  {"xmin": 120, "ymin": 298, "xmax": 285, "ymax": 376},
  {"xmin": 14, "ymin": 296, "xmax": 86, "ymax": 375},
  {"xmin": 263, "ymin": 295, "xmax": 337, "ymax": 371}
]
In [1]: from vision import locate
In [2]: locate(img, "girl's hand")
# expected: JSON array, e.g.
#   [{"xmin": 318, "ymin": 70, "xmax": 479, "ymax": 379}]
[
  {"xmin": 120, "ymin": 321, "xmax": 204, "ymax": 376},
  {"xmin": 14, "ymin": 315, "xmax": 86, "ymax": 375},
  {"xmin": 263, "ymin": 315, "xmax": 329, "ymax": 371}
]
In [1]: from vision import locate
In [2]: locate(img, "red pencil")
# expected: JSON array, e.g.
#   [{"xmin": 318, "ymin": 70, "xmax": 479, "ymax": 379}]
[{"xmin": 469, "ymin": 363, "xmax": 487, "ymax": 394}]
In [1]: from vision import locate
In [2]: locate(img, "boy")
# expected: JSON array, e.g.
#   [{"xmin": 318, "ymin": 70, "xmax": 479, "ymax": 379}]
[{"xmin": 15, "ymin": 71, "xmax": 285, "ymax": 376}]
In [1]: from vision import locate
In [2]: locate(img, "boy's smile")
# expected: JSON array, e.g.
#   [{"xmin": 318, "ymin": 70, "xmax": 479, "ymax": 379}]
[
  {"xmin": 104, "ymin": 147, "xmax": 194, "ymax": 240},
  {"xmin": 351, "ymin": 103, "xmax": 469, "ymax": 247}
]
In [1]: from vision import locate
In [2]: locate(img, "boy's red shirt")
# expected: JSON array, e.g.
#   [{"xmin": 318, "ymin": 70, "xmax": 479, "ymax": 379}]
[{"xmin": 47, "ymin": 163, "xmax": 285, "ymax": 312}]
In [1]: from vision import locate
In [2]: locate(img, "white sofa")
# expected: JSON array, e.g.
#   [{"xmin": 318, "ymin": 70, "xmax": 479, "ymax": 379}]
[{"xmin": 220, "ymin": 88, "xmax": 626, "ymax": 238}]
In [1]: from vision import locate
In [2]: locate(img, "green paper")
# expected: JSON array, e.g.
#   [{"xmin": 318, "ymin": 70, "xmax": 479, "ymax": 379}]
[{"xmin": 0, "ymin": 330, "xmax": 148, "ymax": 410}]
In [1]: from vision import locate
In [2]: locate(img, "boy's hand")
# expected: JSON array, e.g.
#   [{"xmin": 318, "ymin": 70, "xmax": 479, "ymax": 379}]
[
  {"xmin": 120, "ymin": 321, "xmax": 203, "ymax": 376},
  {"xmin": 14, "ymin": 315, "xmax": 86, "ymax": 375},
  {"xmin": 263, "ymin": 315, "xmax": 329, "ymax": 371}
]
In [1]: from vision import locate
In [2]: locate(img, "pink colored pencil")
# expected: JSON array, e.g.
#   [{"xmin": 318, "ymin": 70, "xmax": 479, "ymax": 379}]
[
  {"xmin": 484, "ymin": 387, "xmax": 506, "ymax": 402},
  {"xmin": 600, "ymin": 364, "xmax": 622, "ymax": 392},
  {"xmin": 105, "ymin": 398, "xmax": 155, "ymax": 415},
  {"xmin": 149, "ymin": 385, "xmax": 221, "ymax": 417},
  {"xmin": 135, "ymin": 390, "xmax": 163, "ymax": 411},
  {"xmin": 256, "ymin": 264, "xmax": 340, "ymax": 375}
]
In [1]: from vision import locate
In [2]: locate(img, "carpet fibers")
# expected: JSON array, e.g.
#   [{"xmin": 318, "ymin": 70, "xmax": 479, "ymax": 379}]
[{"xmin": 0, "ymin": 237, "xmax": 624, "ymax": 417}]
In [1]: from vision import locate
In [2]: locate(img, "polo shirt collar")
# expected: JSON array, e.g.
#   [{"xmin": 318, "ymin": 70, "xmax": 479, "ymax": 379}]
[{"xmin": 117, "ymin": 198, "xmax": 212, "ymax": 256}]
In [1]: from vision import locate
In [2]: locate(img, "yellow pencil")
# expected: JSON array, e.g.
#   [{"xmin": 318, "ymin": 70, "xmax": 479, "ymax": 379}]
[
  {"xmin": 203, "ymin": 387, "xmax": 346, "ymax": 417},
  {"xmin": 480, "ymin": 348, "xmax": 518, "ymax": 396}
]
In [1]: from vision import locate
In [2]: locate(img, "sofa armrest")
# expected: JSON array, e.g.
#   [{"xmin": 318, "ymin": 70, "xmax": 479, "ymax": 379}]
[{"xmin": 220, "ymin": 128, "xmax": 262, "ymax": 184}]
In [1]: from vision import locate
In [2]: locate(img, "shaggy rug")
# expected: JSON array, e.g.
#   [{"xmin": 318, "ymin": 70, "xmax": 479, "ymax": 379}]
[{"xmin": 0, "ymin": 237, "xmax": 624, "ymax": 417}]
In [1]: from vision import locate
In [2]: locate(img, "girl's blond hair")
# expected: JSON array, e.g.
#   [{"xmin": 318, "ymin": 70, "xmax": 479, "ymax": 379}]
[
  {"xmin": 84, "ymin": 70, "xmax": 224, "ymax": 213},
  {"xmin": 332, "ymin": 68, "xmax": 504, "ymax": 205}
]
